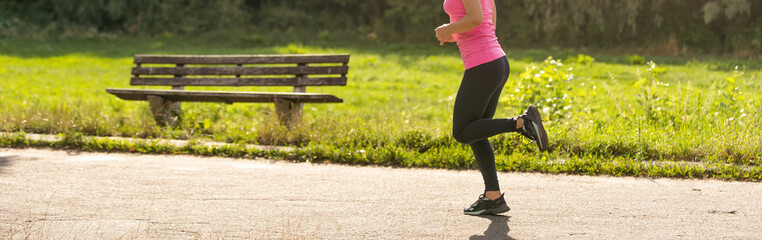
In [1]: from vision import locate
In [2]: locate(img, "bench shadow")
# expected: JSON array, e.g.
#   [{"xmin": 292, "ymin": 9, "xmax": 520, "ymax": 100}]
[
  {"xmin": 469, "ymin": 215, "xmax": 516, "ymax": 240},
  {"xmin": 0, "ymin": 155, "xmax": 15, "ymax": 174}
]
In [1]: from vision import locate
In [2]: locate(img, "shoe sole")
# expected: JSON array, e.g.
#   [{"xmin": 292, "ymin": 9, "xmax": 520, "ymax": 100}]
[
  {"xmin": 526, "ymin": 105, "xmax": 549, "ymax": 151},
  {"xmin": 464, "ymin": 205, "xmax": 511, "ymax": 216}
]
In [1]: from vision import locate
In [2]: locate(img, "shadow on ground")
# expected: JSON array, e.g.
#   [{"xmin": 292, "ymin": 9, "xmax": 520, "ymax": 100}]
[
  {"xmin": 469, "ymin": 215, "xmax": 515, "ymax": 240},
  {"xmin": 0, "ymin": 155, "xmax": 15, "ymax": 174}
]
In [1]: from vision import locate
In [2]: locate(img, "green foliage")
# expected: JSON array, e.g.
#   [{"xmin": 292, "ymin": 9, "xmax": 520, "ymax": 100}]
[
  {"xmin": 502, "ymin": 57, "xmax": 576, "ymax": 121},
  {"xmin": 713, "ymin": 66, "xmax": 745, "ymax": 114},
  {"xmin": 2, "ymin": 0, "xmax": 762, "ymax": 53},
  {"xmin": 2, "ymin": 132, "xmax": 760, "ymax": 181},
  {"xmin": 634, "ymin": 61, "xmax": 672, "ymax": 124},
  {"xmin": 510, "ymin": 0, "xmax": 762, "ymax": 53},
  {"xmin": 701, "ymin": 0, "xmax": 751, "ymax": 24},
  {"xmin": 1, "ymin": 39, "xmax": 761, "ymax": 180},
  {"xmin": 570, "ymin": 54, "xmax": 595, "ymax": 65},
  {"xmin": 0, "ymin": 0, "xmax": 252, "ymax": 36},
  {"xmin": 627, "ymin": 55, "xmax": 646, "ymax": 65},
  {"xmin": 395, "ymin": 130, "xmax": 453, "ymax": 153},
  {"xmin": 253, "ymin": 0, "xmax": 442, "ymax": 42}
]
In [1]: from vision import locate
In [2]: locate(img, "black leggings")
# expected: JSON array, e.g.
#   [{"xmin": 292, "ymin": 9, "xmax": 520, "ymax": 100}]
[{"xmin": 452, "ymin": 56, "xmax": 517, "ymax": 192}]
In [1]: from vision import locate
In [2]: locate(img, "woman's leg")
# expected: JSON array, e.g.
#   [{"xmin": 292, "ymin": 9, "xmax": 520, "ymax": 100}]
[
  {"xmin": 452, "ymin": 57, "xmax": 515, "ymax": 144},
  {"xmin": 452, "ymin": 57, "xmax": 514, "ymax": 192}
]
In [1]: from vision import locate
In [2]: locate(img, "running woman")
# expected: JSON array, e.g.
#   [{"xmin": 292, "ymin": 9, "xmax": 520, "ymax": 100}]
[{"xmin": 435, "ymin": 0, "xmax": 549, "ymax": 215}]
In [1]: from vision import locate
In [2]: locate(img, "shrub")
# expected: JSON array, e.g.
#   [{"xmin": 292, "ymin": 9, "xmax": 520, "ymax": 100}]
[
  {"xmin": 627, "ymin": 55, "xmax": 646, "ymax": 65},
  {"xmin": 501, "ymin": 57, "xmax": 576, "ymax": 122}
]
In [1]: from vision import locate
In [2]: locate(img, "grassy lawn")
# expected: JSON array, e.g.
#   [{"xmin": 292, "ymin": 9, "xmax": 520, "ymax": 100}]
[{"xmin": 1, "ymin": 37, "xmax": 760, "ymax": 180}]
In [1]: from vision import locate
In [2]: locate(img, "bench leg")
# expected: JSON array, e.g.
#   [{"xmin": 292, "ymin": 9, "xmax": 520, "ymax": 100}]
[
  {"xmin": 147, "ymin": 95, "xmax": 181, "ymax": 127},
  {"xmin": 274, "ymin": 98, "xmax": 302, "ymax": 128}
]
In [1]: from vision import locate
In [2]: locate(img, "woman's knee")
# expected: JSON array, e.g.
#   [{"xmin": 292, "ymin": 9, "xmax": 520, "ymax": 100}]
[{"xmin": 452, "ymin": 128, "xmax": 471, "ymax": 144}]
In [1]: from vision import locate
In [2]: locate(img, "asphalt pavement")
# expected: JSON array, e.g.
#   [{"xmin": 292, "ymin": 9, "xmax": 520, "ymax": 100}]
[{"xmin": 1, "ymin": 148, "xmax": 760, "ymax": 239}]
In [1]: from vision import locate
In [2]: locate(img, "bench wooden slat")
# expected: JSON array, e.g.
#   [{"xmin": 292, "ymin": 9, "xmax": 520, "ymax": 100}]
[
  {"xmin": 134, "ymin": 54, "xmax": 350, "ymax": 64},
  {"xmin": 132, "ymin": 66, "xmax": 348, "ymax": 76},
  {"xmin": 106, "ymin": 88, "xmax": 343, "ymax": 103},
  {"xmin": 110, "ymin": 54, "xmax": 350, "ymax": 127},
  {"xmin": 131, "ymin": 77, "xmax": 347, "ymax": 86}
]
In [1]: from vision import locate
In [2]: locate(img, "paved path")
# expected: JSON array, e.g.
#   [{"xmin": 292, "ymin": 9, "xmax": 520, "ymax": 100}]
[{"xmin": 0, "ymin": 148, "xmax": 760, "ymax": 239}]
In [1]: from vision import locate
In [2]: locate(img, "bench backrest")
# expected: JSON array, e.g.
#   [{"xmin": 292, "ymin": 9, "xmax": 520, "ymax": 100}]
[{"xmin": 131, "ymin": 54, "xmax": 350, "ymax": 89}]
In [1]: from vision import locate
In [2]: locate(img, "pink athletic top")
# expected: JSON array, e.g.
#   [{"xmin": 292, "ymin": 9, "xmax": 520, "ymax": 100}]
[{"xmin": 443, "ymin": 0, "xmax": 505, "ymax": 69}]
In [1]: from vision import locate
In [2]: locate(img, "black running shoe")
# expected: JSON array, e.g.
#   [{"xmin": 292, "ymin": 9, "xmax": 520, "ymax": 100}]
[
  {"xmin": 518, "ymin": 105, "xmax": 549, "ymax": 151},
  {"xmin": 464, "ymin": 194, "xmax": 511, "ymax": 216}
]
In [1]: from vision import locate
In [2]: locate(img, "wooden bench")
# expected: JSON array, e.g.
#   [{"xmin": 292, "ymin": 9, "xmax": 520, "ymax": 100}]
[{"xmin": 106, "ymin": 54, "xmax": 349, "ymax": 127}]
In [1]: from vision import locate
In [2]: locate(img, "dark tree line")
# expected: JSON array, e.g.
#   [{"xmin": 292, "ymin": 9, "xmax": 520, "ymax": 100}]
[{"xmin": 1, "ymin": 0, "xmax": 760, "ymax": 53}]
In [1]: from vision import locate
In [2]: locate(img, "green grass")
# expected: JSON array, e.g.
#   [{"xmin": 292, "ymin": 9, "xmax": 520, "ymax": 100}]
[{"xmin": 1, "ymin": 36, "xmax": 761, "ymax": 180}]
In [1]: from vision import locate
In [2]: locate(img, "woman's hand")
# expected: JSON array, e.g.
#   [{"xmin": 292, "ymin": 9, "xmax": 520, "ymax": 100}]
[
  {"xmin": 436, "ymin": 0, "xmax": 483, "ymax": 46},
  {"xmin": 435, "ymin": 24, "xmax": 455, "ymax": 45}
]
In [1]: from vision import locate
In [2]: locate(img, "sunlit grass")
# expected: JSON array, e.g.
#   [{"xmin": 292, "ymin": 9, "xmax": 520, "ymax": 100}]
[{"xmin": 1, "ymin": 37, "xmax": 760, "ymax": 180}]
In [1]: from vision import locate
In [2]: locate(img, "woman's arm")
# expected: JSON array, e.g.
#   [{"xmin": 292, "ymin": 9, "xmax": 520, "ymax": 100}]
[
  {"xmin": 435, "ymin": 0, "xmax": 483, "ymax": 45},
  {"xmin": 492, "ymin": 0, "xmax": 496, "ymax": 28}
]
